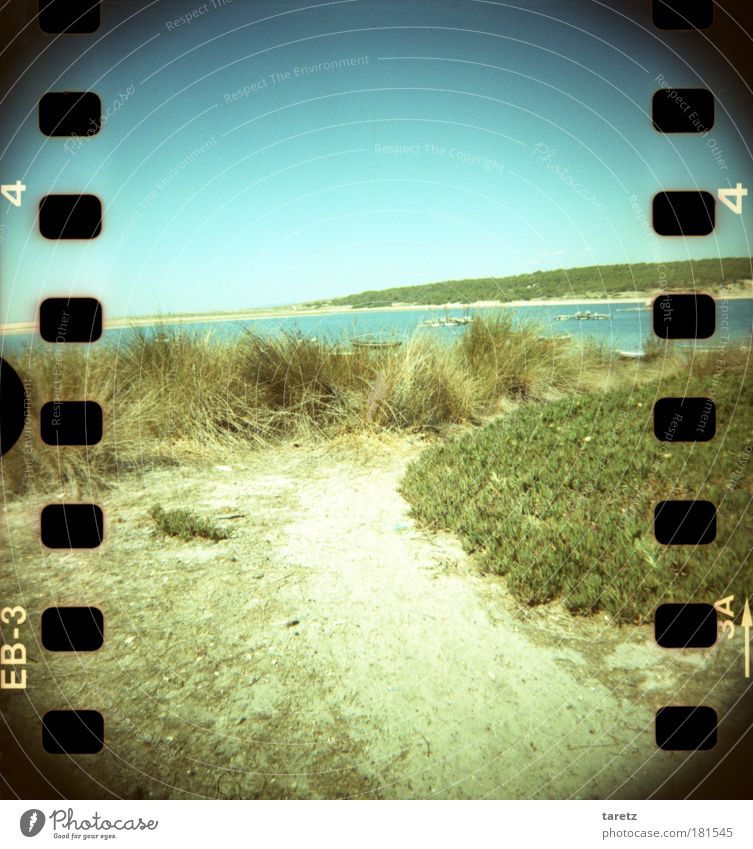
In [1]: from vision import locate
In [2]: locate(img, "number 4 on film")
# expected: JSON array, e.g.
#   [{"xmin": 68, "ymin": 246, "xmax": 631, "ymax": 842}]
[
  {"xmin": 1, "ymin": 181, "xmax": 26, "ymax": 207},
  {"xmin": 717, "ymin": 183, "xmax": 748, "ymax": 215}
]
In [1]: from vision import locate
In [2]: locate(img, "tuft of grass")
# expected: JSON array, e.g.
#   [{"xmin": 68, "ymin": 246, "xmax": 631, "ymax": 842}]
[
  {"xmin": 400, "ymin": 353, "xmax": 753, "ymax": 624},
  {"xmin": 150, "ymin": 504, "xmax": 232, "ymax": 542}
]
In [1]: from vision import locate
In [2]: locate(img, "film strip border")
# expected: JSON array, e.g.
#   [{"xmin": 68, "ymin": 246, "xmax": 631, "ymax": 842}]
[
  {"xmin": 650, "ymin": 0, "xmax": 746, "ymax": 755},
  {"xmin": 0, "ymin": 0, "xmax": 745, "ymax": 761},
  {"xmin": 23, "ymin": 0, "xmax": 106, "ymax": 758}
]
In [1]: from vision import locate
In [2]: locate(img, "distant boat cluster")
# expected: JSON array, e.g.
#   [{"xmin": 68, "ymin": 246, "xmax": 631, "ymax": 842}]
[
  {"xmin": 420, "ymin": 307, "xmax": 474, "ymax": 328},
  {"xmin": 420, "ymin": 315, "xmax": 473, "ymax": 328},
  {"xmin": 553, "ymin": 310, "xmax": 611, "ymax": 321}
]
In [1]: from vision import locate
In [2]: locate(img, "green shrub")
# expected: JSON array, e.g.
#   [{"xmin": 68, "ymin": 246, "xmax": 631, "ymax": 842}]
[
  {"xmin": 150, "ymin": 504, "xmax": 231, "ymax": 541},
  {"xmin": 400, "ymin": 357, "xmax": 753, "ymax": 623}
]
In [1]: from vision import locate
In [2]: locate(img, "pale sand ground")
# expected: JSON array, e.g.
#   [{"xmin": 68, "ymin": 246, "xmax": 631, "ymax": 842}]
[
  {"xmin": 2, "ymin": 287, "xmax": 750, "ymax": 336},
  {"xmin": 1, "ymin": 436, "xmax": 747, "ymax": 799}
]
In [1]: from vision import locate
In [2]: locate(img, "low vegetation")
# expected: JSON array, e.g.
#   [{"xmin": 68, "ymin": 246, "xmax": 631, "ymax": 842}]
[
  {"xmin": 311, "ymin": 258, "xmax": 752, "ymax": 308},
  {"xmin": 400, "ymin": 348, "xmax": 752, "ymax": 623},
  {"xmin": 150, "ymin": 504, "xmax": 231, "ymax": 542}
]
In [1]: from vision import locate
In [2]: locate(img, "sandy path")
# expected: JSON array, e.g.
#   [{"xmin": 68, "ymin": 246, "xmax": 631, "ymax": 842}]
[
  {"xmin": 268, "ymin": 443, "xmax": 743, "ymax": 798},
  {"xmin": 0, "ymin": 437, "xmax": 745, "ymax": 799}
]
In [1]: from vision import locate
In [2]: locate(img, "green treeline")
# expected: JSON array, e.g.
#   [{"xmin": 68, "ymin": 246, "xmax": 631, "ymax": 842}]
[{"xmin": 311, "ymin": 258, "xmax": 752, "ymax": 308}]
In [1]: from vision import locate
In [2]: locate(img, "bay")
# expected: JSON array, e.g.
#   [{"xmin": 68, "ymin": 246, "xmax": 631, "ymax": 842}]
[{"xmin": 3, "ymin": 298, "xmax": 752, "ymax": 354}]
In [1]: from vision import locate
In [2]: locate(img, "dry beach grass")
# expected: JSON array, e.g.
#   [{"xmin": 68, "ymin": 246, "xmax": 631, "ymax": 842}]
[{"xmin": 3, "ymin": 314, "xmax": 613, "ymax": 497}]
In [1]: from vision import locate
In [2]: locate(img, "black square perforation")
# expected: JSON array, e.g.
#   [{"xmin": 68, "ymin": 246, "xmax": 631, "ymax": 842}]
[
  {"xmin": 39, "ymin": 0, "xmax": 100, "ymax": 34},
  {"xmin": 652, "ymin": 88, "xmax": 714, "ymax": 133},
  {"xmin": 42, "ymin": 607, "xmax": 104, "ymax": 652},
  {"xmin": 655, "ymin": 603, "xmax": 717, "ymax": 648},
  {"xmin": 39, "ymin": 195, "xmax": 102, "ymax": 240},
  {"xmin": 39, "ymin": 92, "xmax": 101, "ymax": 137},
  {"xmin": 653, "ymin": 0, "xmax": 714, "ymax": 30},
  {"xmin": 653, "ymin": 397, "xmax": 716, "ymax": 441},
  {"xmin": 656, "ymin": 706, "xmax": 717, "ymax": 750},
  {"xmin": 654, "ymin": 500, "xmax": 717, "ymax": 545},
  {"xmin": 653, "ymin": 294, "xmax": 715, "ymax": 339},
  {"xmin": 40, "ymin": 401, "xmax": 103, "ymax": 446},
  {"xmin": 653, "ymin": 191, "xmax": 715, "ymax": 236},
  {"xmin": 41, "ymin": 504, "xmax": 104, "ymax": 549},
  {"xmin": 39, "ymin": 298, "xmax": 102, "ymax": 343},
  {"xmin": 42, "ymin": 710, "xmax": 104, "ymax": 754}
]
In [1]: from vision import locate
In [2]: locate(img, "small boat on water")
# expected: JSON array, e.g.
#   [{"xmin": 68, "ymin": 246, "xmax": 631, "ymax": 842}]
[
  {"xmin": 352, "ymin": 338, "xmax": 402, "ymax": 350},
  {"xmin": 617, "ymin": 350, "xmax": 647, "ymax": 359},
  {"xmin": 553, "ymin": 310, "xmax": 611, "ymax": 321}
]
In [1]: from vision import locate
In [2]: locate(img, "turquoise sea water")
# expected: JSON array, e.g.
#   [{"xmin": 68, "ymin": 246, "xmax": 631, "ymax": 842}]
[{"xmin": 3, "ymin": 299, "xmax": 752, "ymax": 355}]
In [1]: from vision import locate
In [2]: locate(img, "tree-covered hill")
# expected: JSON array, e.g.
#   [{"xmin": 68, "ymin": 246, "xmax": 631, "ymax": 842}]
[{"xmin": 308, "ymin": 258, "xmax": 752, "ymax": 308}]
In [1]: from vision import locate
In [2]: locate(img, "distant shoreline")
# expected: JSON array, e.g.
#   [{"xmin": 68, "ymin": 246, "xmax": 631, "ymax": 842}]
[{"xmin": 2, "ymin": 290, "xmax": 751, "ymax": 336}]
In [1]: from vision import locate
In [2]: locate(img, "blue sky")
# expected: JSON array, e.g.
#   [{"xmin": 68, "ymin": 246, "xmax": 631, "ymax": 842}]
[{"xmin": 1, "ymin": 0, "xmax": 751, "ymax": 321}]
